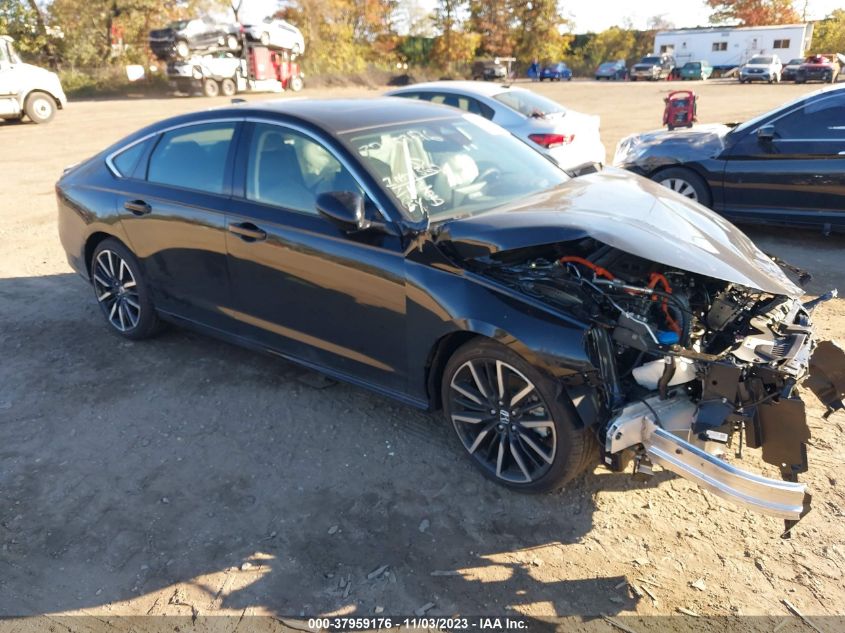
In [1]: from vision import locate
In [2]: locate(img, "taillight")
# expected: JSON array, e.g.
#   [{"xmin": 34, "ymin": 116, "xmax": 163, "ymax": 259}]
[{"xmin": 529, "ymin": 133, "xmax": 575, "ymax": 148}]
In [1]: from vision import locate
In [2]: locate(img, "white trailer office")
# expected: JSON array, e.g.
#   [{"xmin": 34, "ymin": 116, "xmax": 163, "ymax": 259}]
[{"xmin": 653, "ymin": 24, "xmax": 814, "ymax": 71}]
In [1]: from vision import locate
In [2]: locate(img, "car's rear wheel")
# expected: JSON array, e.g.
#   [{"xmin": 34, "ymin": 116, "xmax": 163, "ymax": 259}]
[
  {"xmin": 202, "ymin": 79, "xmax": 220, "ymax": 97},
  {"xmin": 24, "ymin": 91, "xmax": 55, "ymax": 124},
  {"xmin": 90, "ymin": 239, "xmax": 160, "ymax": 340},
  {"xmin": 289, "ymin": 75, "xmax": 303, "ymax": 92},
  {"xmin": 442, "ymin": 339, "xmax": 596, "ymax": 493},
  {"xmin": 220, "ymin": 78, "xmax": 237, "ymax": 96},
  {"xmin": 653, "ymin": 167, "xmax": 711, "ymax": 206}
]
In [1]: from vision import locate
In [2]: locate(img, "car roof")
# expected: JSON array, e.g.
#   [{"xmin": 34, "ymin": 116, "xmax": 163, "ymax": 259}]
[
  {"xmin": 188, "ymin": 97, "xmax": 461, "ymax": 135},
  {"xmin": 386, "ymin": 81, "xmax": 514, "ymax": 98}
]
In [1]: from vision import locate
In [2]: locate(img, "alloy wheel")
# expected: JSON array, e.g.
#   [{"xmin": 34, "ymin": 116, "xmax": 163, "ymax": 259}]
[
  {"xmin": 449, "ymin": 359, "xmax": 557, "ymax": 484},
  {"xmin": 659, "ymin": 177, "xmax": 698, "ymax": 201},
  {"xmin": 92, "ymin": 250, "xmax": 141, "ymax": 332}
]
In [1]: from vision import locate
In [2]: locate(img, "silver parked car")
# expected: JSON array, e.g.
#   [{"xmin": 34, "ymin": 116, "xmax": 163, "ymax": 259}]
[
  {"xmin": 243, "ymin": 18, "xmax": 305, "ymax": 54},
  {"xmin": 386, "ymin": 81, "xmax": 605, "ymax": 171}
]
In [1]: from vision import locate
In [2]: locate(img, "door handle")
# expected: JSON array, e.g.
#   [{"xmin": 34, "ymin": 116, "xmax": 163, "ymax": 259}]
[
  {"xmin": 124, "ymin": 200, "xmax": 151, "ymax": 215},
  {"xmin": 228, "ymin": 222, "xmax": 267, "ymax": 242}
]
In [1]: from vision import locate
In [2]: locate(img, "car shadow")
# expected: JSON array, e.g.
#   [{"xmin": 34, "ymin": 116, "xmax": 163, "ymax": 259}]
[{"xmin": 0, "ymin": 272, "xmax": 653, "ymax": 618}]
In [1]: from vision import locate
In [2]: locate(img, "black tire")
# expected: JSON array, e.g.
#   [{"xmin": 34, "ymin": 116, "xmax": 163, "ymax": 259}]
[
  {"xmin": 24, "ymin": 91, "xmax": 55, "ymax": 124},
  {"xmin": 220, "ymin": 78, "xmax": 237, "ymax": 96},
  {"xmin": 441, "ymin": 339, "xmax": 597, "ymax": 493},
  {"xmin": 90, "ymin": 239, "xmax": 161, "ymax": 340},
  {"xmin": 652, "ymin": 167, "xmax": 712, "ymax": 207},
  {"xmin": 202, "ymin": 79, "xmax": 220, "ymax": 97}
]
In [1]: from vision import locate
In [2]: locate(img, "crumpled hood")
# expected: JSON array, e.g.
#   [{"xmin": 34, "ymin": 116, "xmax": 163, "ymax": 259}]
[
  {"xmin": 435, "ymin": 168, "xmax": 802, "ymax": 298},
  {"xmin": 615, "ymin": 123, "xmax": 729, "ymax": 165}
]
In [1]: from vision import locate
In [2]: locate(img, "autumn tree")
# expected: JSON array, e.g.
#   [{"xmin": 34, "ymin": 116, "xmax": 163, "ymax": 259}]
[
  {"xmin": 513, "ymin": 0, "xmax": 571, "ymax": 62},
  {"xmin": 469, "ymin": 0, "xmax": 514, "ymax": 58},
  {"xmin": 581, "ymin": 26, "xmax": 635, "ymax": 67},
  {"xmin": 707, "ymin": 0, "xmax": 801, "ymax": 26},
  {"xmin": 811, "ymin": 9, "xmax": 845, "ymax": 53}
]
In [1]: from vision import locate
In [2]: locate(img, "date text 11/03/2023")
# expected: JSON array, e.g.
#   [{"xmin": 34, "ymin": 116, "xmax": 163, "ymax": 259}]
[{"xmin": 307, "ymin": 617, "xmax": 530, "ymax": 630}]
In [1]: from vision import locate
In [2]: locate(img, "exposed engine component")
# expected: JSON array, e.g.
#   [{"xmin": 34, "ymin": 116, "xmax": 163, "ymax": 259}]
[{"xmin": 476, "ymin": 237, "xmax": 842, "ymax": 531}]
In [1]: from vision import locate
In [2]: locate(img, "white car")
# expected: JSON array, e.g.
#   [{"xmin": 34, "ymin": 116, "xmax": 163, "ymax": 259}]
[
  {"xmin": 386, "ymin": 81, "xmax": 605, "ymax": 171},
  {"xmin": 0, "ymin": 35, "xmax": 66, "ymax": 124},
  {"xmin": 739, "ymin": 54, "xmax": 782, "ymax": 83},
  {"xmin": 244, "ymin": 18, "xmax": 305, "ymax": 54}
]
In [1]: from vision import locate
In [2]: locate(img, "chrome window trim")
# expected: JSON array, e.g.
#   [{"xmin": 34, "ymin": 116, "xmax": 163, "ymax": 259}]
[
  {"xmin": 104, "ymin": 117, "xmax": 244, "ymax": 178},
  {"xmin": 243, "ymin": 116, "xmax": 393, "ymax": 224}
]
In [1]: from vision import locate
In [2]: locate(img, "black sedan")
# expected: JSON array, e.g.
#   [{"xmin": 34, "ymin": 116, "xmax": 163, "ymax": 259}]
[
  {"xmin": 57, "ymin": 98, "xmax": 844, "ymax": 526},
  {"xmin": 614, "ymin": 85, "xmax": 845, "ymax": 231}
]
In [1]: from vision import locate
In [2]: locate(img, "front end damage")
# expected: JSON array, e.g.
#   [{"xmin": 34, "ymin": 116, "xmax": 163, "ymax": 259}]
[{"xmin": 464, "ymin": 237, "xmax": 845, "ymax": 531}]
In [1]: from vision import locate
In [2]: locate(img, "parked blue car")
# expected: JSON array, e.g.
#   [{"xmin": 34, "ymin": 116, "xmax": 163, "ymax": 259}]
[{"xmin": 539, "ymin": 62, "xmax": 572, "ymax": 81}]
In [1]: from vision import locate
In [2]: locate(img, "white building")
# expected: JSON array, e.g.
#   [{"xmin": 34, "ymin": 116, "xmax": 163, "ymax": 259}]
[{"xmin": 653, "ymin": 24, "xmax": 814, "ymax": 70}]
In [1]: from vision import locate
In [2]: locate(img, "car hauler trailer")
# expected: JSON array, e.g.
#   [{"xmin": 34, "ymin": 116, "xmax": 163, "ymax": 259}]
[{"xmin": 166, "ymin": 41, "xmax": 303, "ymax": 97}]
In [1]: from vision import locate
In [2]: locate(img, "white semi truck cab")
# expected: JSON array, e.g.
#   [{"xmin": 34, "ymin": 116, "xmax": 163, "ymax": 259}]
[{"xmin": 0, "ymin": 36, "xmax": 67, "ymax": 124}]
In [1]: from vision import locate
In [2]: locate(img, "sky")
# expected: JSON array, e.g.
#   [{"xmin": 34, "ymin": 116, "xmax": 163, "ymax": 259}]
[{"xmin": 237, "ymin": 0, "xmax": 843, "ymax": 32}]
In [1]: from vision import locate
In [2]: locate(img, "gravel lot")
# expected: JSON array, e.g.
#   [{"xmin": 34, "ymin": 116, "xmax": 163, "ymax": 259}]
[{"xmin": 1, "ymin": 79, "xmax": 844, "ymax": 623}]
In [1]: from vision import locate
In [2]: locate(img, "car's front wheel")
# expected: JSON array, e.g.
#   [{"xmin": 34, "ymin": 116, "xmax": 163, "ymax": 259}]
[
  {"xmin": 653, "ymin": 167, "xmax": 711, "ymax": 206},
  {"xmin": 90, "ymin": 239, "xmax": 160, "ymax": 340},
  {"xmin": 24, "ymin": 91, "xmax": 55, "ymax": 124},
  {"xmin": 260, "ymin": 31, "xmax": 270, "ymax": 46},
  {"xmin": 442, "ymin": 339, "xmax": 596, "ymax": 493}
]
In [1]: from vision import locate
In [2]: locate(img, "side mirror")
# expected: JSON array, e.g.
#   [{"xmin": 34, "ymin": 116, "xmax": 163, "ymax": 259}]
[
  {"xmin": 316, "ymin": 191, "xmax": 367, "ymax": 232},
  {"xmin": 757, "ymin": 124, "xmax": 776, "ymax": 142}
]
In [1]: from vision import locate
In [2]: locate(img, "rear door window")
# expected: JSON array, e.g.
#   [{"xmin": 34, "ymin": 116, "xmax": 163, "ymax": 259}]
[
  {"xmin": 147, "ymin": 122, "xmax": 237, "ymax": 194},
  {"xmin": 774, "ymin": 93, "xmax": 845, "ymax": 140}
]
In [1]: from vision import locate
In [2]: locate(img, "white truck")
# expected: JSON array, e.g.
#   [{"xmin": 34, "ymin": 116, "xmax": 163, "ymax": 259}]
[{"xmin": 0, "ymin": 36, "xmax": 67, "ymax": 124}]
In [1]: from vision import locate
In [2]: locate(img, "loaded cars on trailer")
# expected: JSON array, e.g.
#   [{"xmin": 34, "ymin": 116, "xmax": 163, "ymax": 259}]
[
  {"xmin": 152, "ymin": 15, "xmax": 305, "ymax": 97},
  {"xmin": 149, "ymin": 17, "xmax": 240, "ymax": 60},
  {"xmin": 56, "ymin": 98, "xmax": 845, "ymax": 532},
  {"xmin": 0, "ymin": 35, "xmax": 66, "ymax": 124},
  {"xmin": 242, "ymin": 17, "xmax": 305, "ymax": 54}
]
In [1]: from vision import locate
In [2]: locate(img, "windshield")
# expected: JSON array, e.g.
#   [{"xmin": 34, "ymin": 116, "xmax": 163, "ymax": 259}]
[
  {"xmin": 599, "ymin": 62, "xmax": 615, "ymax": 70},
  {"xmin": 683, "ymin": 62, "xmax": 700, "ymax": 69},
  {"xmin": 789, "ymin": 58, "xmax": 804, "ymax": 65},
  {"xmin": 344, "ymin": 115, "xmax": 569, "ymax": 222},
  {"xmin": 168, "ymin": 20, "xmax": 190, "ymax": 30},
  {"xmin": 640, "ymin": 56, "xmax": 661, "ymax": 64},
  {"xmin": 493, "ymin": 89, "xmax": 566, "ymax": 118},
  {"xmin": 748, "ymin": 56, "xmax": 773, "ymax": 64}
]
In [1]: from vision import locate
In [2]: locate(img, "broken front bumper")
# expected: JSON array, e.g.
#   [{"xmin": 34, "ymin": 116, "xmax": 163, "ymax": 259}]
[
  {"xmin": 606, "ymin": 396, "xmax": 810, "ymax": 520},
  {"xmin": 604, "ymin": 339, "xmax": 845, "ymax": 523}
]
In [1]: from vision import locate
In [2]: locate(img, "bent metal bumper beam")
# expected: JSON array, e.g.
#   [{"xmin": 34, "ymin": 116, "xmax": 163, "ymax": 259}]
[{"xmin": 606, "ymin": 397, "xmax": 811, "ymax": 521}]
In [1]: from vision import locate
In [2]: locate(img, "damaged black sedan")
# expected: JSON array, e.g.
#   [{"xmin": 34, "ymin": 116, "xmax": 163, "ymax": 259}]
[{"xmin": 57, "ymin": 98, "xmax": 845, "ymax": 530}]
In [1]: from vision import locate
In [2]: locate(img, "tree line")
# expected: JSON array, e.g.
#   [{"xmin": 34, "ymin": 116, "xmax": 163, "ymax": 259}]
[{"xmin": 1, "ymin": 0, "xmax": 844, "ymax": 77}]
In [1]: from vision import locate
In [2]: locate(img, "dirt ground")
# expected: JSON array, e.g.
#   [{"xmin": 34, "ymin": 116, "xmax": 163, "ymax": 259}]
[{"xmin": 1, "ymin": 79, "xmax": 844, "ymax": 625}]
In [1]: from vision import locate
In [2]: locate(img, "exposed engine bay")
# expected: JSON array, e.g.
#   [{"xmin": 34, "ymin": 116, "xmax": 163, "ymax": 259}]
[{"xmin": 473, "ymin": 237, "xmax": 845, "ymax": 533}]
